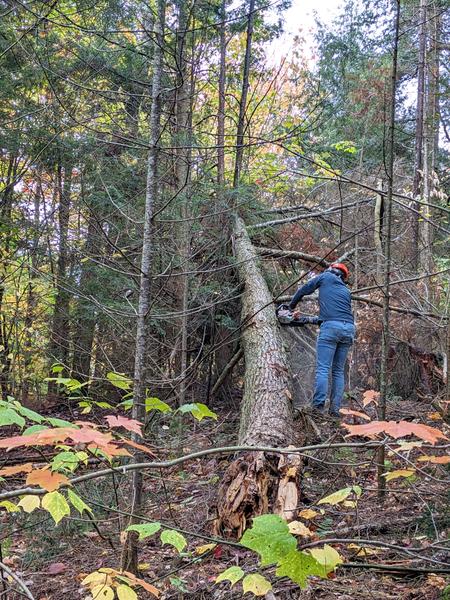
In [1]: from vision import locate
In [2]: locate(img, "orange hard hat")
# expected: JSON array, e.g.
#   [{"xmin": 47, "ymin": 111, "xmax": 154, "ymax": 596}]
[{"xmin": 330, "ymin": 262, "xmax": 349, "ymax": 280}]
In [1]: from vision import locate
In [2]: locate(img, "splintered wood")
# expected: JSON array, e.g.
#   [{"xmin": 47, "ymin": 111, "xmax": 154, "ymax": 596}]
[{"xmin": 215, "ymin": 450, "xmax": 301, "ymax": 537}]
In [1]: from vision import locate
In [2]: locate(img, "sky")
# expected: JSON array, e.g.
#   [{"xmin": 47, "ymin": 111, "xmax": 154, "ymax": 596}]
[{"xmin": 267, "ymin": 0, "xmax": 344, "ymax": 64}]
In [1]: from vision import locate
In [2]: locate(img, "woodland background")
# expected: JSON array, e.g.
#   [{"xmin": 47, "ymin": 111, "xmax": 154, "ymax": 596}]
[{"xmin": 0, "ymin": 0, "xmax": 449, "ymax": 597}]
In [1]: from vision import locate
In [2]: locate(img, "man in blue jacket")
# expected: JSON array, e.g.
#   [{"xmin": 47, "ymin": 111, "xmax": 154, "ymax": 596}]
[{"xmin": 289, "ymin": 263, "xmax": 354, "ymax": 417}]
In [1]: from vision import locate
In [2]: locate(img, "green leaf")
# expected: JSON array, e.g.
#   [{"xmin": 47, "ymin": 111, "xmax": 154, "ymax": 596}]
[
  {"xmin": 240, "ymin": 514, "xmax": 297, "ymax": 566},
  {"xmin": 126, "ymin": 522, "xmax": 161, "ymax": 540},
  {"xmin": 215, "ymin": 566, "xmax": 244, "ymax": 586},
  {"xmin": 242, "ymin": 574, "xmax": 272, "ymax": 596},
  {"xmin": 107, "ymin": 372, "xmax": 132, "ymax": 390},
  {"xmin": 0, "ymin": 408, "xmax": 25, "ymax": 428},
  {"xmin": 52, "ymin": 451, "xmax": 80, "ymax": 472},
  {"xmin": 51, "ymin": 364, "xmax": 64, "ymax": 373},
  {"xmin": 178, "ymin": 403, "xmax": 217, "ymax": 421},
  {"xmin": 275, "ymin": 549, "xmax": 327, "ymax": 588},
  {"xmin": 160, "ymin": 529, "xmax": 187, "ymax": 553},
  {"xmin": 42, "ymin": 491, "xmax": 70, "ymax": 524},
  {"xmin": 67, "ymin": 489, "xmax": 93, "ymax": 515},
  {"xmin": 13, "ymin": 404, "xmax": 43, "ymax": 423},
  {"xmin": 145, "ymin": 397, "xmax": 172, "ymax": 413},
  {"xmin": 0, "ymin": 500, "xmax": 20, "ymax": 513},
  {"xmin": 23, "ymin": 424, "xmax": 48, "ymax": 436},
  {"xmin": 46, "ymin": 418, "xmax": 78, "ymax": 428}
]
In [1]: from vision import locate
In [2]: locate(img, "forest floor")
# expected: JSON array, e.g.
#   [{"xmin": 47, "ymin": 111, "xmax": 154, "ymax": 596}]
[{"xmin": 2, "ymin": 394, "xmax": 449, "ymax": 600}]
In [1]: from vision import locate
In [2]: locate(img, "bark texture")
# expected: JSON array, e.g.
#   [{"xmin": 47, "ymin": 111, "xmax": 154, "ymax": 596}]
[{"xmin": 233, "ymin": 215, "xmax": 293, "ymax": 445}]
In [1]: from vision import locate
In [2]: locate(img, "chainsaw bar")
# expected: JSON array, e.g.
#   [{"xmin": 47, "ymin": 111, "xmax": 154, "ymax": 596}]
[{"xmin": 276, "ymin": 305, "xmax": 321, "ymax": 327}]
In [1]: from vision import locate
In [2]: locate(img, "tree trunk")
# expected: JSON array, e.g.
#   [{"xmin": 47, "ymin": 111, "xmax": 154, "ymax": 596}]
[
  {"xmin": 47, "ymin": 161, "xmax": 73, "ymax": 398},
  {"xmin": 374, "ymin": 179, "xmax": 384, "ymax": 285},
  {"xmin": 175, "ymin": 0, "xmax": 193, "ymax": 405},
  {"xmin": 411, "ymin": 0, "xmax": 427, "ymax": 272},
  {"xmin": 121, "ymin": 0, "xmax": 165, "ymax": 573},
  {"xmin": 377, "ymin": 0, "xmax": 400, "ymax": 501}
]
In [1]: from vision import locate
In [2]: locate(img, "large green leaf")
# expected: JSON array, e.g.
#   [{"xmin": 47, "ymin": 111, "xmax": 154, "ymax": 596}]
[
  {"xmin": 145, "ymin": 397, "xmax": 172, "ymax": 413},
  {"xmin": 178, "ymin": 403, "xmax": 217, "ymax": 421},
  {"xmin": 13, "ymin": 403, "xmax": 43, "ymax": 423},
  {"xmin": 42, "ymin": 491, "xmax": 70, "ymax": 524},
  {"xmin": 0, "ymin": 408, "xmax": 25, "ymax": 428},
  {"xmin": 160, "ymin": 529, "xmax": 187, "ymax": 553},
  {"xmin": 52, "ymin": 451, "xmax": 80, "ymax": 472},
  {"xmin": 67, "ymin": 489, "xmax": 93, "ymax": 515},
  {"xmin": 126, "ymin": 522, "xmax": 161, "ymax": 540},
  {"xmin": 240, "ymin": 514, "xmax": 297, "ymax": 566},
  {"xmin": 106, "ymin": 372, "xmax": 132, "ymax": 390},
  {"xmin": 275, "ymin": 549, "xmax": 327, "ymax": 588}
]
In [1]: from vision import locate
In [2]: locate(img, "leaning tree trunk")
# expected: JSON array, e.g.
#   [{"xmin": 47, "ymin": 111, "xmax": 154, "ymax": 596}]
[
  {"xmin": 216, "ymin": 0, "xmax": 297, "ymax": 536},
  {"xmin": 216, "ymin": 215, "xmax": 296, "ymax": 536}
]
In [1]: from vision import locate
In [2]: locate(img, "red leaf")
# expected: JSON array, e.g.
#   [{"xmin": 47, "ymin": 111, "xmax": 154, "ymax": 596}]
[
  {"xmin": 0, "ymin": 463, "xmax": 34, "ymax": 477},
  {"xmin": 344, "ymin": 420, "xmax": 447, "ymax": 445},
  {"xmin": 47, "ymin": 562, "xmax": 67, "ymax": 575},
  {"xmin": 213, "ymin": 545, "xmax": 223, "ymax": 559},
  {"xmin": 362, "ymin": 390, "xmax": 380, "ymax": 407},
  {"xmin": 121, "ymin": 439, "xmax": 157, "ymax": 457},
  {"xmin": 26, "ymin": 468, "xmax": 70, "ymax": 492},
  {"xmin": 105, "ymin": 415, "xmax": 142, "ymax": 436},
  {"xmin": 339, "ymin": 409, "xmax": 371, "ymax": 421}
]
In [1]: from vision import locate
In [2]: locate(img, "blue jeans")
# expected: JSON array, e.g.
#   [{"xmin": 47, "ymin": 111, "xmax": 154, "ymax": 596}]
[{"xmin": 312, "ymin": 321, "xmax": 355, "ymax": 414}]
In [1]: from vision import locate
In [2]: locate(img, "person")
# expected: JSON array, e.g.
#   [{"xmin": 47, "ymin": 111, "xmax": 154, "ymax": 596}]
[{"xmin": 288, "ymin": 263, "xmax": 355, "ymax": 417}]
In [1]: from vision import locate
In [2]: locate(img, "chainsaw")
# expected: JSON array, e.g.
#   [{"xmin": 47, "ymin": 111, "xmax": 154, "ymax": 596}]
[{"xmin": 276, "ymin": 304, "xmax": 321, "ymax": 327}]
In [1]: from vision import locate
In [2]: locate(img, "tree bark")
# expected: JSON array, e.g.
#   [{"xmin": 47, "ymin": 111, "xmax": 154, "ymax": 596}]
[
  {"xmin": 121, "ymin": 0, "xmax": 165, "ymax": 573},
  {"xmin": 377, "ymin": 0, "xmax": 400, "ymax": 501},
  {"xmin": 47, "ymin": 161, "xmax": 73, "ymax": 398},
  {"xmin": 411, "ymin": 0, "xmax": 427, "ymax": 271}
]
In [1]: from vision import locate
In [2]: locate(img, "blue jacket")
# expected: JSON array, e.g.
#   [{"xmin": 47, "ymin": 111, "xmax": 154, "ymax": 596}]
[{"xmin": 289, "ymin": 271, "xmax": 354, "ymax": 324}]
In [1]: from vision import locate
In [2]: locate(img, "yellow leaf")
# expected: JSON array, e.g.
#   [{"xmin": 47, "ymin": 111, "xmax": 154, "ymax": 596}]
[
  {"xmin": 0, "ymin": 500, "xmax": 20, "ymax": 513},
  {"xmin": 138, "ymin": 563, "xmax": 151, "ymax": 571},
  {"xmin": 396, "ymin": 441, "xmax": 423, "ymax": 452},
  {"xmin": 18, "ymin": 495, "xmax": 41, "ymax": 513},
  {"xmin": 242, "ymin": 574, "xmax": 272, "ymax": 596},
  {"xmin": 342, "ymin": 500, "xmax": 357, "ymax": 508},
  {"xmin": 288, "ymin": 521, "xmax": 313, "ymax": 537},
  {"xmin": 318, "ymin": 487, "xmax": 352, "ymax": 505},
  {"xmin": 347, "ymin": 543, "xmax": 381, "ymax": 556},
  {"xmin": 383, "ymin": 469, "xmax": 415, "ymax": 481},
  {"xmin": 298, "ymin": 509, "xmax": 319, "ymax": 520},
  {"xmin": 427, "ymin": 412, "xmax": 442, "ymax": 421},
  {"xmin": 417, "ymin": 455, "xmax": 450, "ymax": 464},
  {"xmin": 194, "ymin": 543, "xmax": 216, "ymax": 555},
  {"xmin": 91, "ymin": 584, "xmax": 114, "ymax": 600},
  {"xmin": 117, "ymin": 584, "xmax": 138, "ymax": 600},
  {"xmin": 81, "ymin": 571, "xmax": 112, "ymax": 588},
  {"xmin": 307, "ymin": 544, "xmax": 343, "ymax": 571}
]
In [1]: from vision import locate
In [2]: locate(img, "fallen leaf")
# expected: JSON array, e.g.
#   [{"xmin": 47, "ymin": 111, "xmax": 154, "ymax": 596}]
[
  {"xmin": 298, "ymin": 509, "xmax": 319, "ymax": 520},
  {"xmin": 417, "ymin": 455, "xmax": 450, "ymax": 464},
  {"xmin": 344, "ymin": 420, "xmax": 447, "ymax": 445},
  {"xmin": 47, "ymin": 562, "xmax": 67, "ymax": 575},
  {"xmin": 0, "ymin": 463, "xmax": 34, "ymax": 477},
  {"xmin": 427, "ymin": 412, "xmax": 442, "ymax": 421},
  {"xmin": 383, "ymin": 469, "xmax": 415, "ymax": 481},
  {"xmin": 288, "ymin": 521, "xmax": 313, "ymax": 537},
  {"xmin": 362, "ymin": 390, "xmax": 379, "ymax": 407},
  {"xmin": 339, "ymin": 409, "xmax": 371, "ymax": 421},
  {"xmin": 242, "ymin": 574, "xmax": 272, "ymax": 596}
]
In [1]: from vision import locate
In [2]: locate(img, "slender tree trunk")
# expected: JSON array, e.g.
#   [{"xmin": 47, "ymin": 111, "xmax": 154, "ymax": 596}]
[
  {"xmin": 71, "ymin": 214, "xmax": 98, "ymax": 383},
  {"xmin": 374, "ymin": 179, "xmax": 384, "ymax": 284},
  {"xmin": 22, "ymin": 171, "xmax": 42, "ymax": 403},
  {"xmin": 412, "ymin": 0, "xmax": 427, "ymax": 272},
  {"xmin": 377, "ymin": 0, "xmax": 400, "ymax": 501},
  {"xmin": 121, "ymin": 0, "xmax": 165, "ymax": 574},
  {"xmin": 175, "ymin": 0, "xmax": 193, "ymax": 405},
  {"xmin": 47, "ymin": 161, "xmax": 73, "ymax": 397},
  {"xmin": 232, "ymin": 0, "xmax": 255, "ymax": 189}
]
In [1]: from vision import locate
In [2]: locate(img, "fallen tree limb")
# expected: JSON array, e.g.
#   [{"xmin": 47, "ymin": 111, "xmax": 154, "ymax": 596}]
[{"xmin": 211, "ymin": 347, "xmax": 243, "ymax": 396}]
